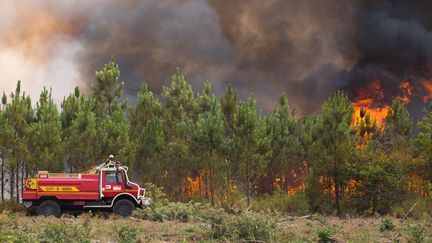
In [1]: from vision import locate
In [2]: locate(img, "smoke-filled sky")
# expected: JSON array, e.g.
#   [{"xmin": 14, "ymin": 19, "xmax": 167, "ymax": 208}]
[{"xmin": 1, "ymin": 0, "xmax": 432, "ymax": 114}]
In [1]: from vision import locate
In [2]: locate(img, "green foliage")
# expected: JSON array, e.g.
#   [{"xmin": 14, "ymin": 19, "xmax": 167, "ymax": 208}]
[
  {"xmin": 379, "ymin": 218, "xmax": 395, "ymax": 232},
  {"xmin": 132, "ymin": 201, "xmax": 277, "ymax": 241},
  {"xmin": 194, "ymin": 82, "xmax": 228, "ymax": 206},
  {"xmin": 115, "ymin": 226, "xmax": 139, "ymax": 243},
  {"xmin": 32, "ymin": 88, "xmax": 63, "ymax": 171},
  {"xmin": 354, "ymin": 146, "xmax": 408, "ymax": 214},
  {"xmin": 0, "ymin": 200, "xmax": 25, "ymax": 213},
  {"xmin": 309, "ymin": 91, "xmax": 357, "ymax": 215},
  {"xmin": 386, "ymin": 99, "xmax": 412, "ymax": 136},
  {"xmin": 43, "ymin": 221, "xmax": 91, "ymax": 243},
  {"xmin": 142, "ymin": 182, "xmax": 168, "ymax": 206},
  {"xmin": 229, "ymin": 210, "xmax": 277, "ymax": 241},
  {"xmin": 266, "ymin": 95, "xmax": 304, "ymax": 194},
  {"xmin": 233, "ymin": 97, "xmax": 270, "ymax": 205},
  {"xmin": 417, "ymin": 105, "xmax": 432, "ymax": 183},
  {"xmin": 317, "ymin": 227, "xmax": 334, "ymax": 243},
  {"xmin": 1, "ymin": 59, "xmax": 431, "ymax": 217},
  {"xmin": 130, "ymin": 84, "xmax": 164, "ymax": 184},
  {"xmin": 97, "ymin": 109, "xmax": 132, "ymax": 161},
  {"xmin": 252, "ymin": 191, "xmax": 310, "ymax": 215},
  {"xmin": 404, "ymin": 222, "xmax": 426, "ymax": 243},
  {"xmin": 161, "ymin": 70, "xmax": 197, "ymax": 199},
  {"xmin": 64, "ymin": 96, "xmax": 98, "ymax": 171},
  {"xmin": 93, "ymin": 56, "xmax": 125, "ymax": 116}
]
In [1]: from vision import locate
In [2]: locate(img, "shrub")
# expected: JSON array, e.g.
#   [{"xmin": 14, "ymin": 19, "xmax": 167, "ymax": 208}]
[
  {"xmin": 395, "ymin": 197, "xmax": 432, "ymax": 220},
  {"xmin": 391, "ymin": 206, "xmax": 405, "ymax": 218},
  {"xmin": 0, "ymin": 200, "xmax": 25, "ymax": 213},
  {"xmin": 379, "ymin": 218, "xmax": 395, "ymax": 232},
  {"xmin": 233, "ymin": 211, "xmax": 277, "ymax": 241},
  {"xmin": 133, "ymin": 201, "xmax": 277, "ymax": 241},
  {"xmin": 252, "ymin": 191, "xmax": 310, "ymax": 215},
  {"xmin": 142, "ymin": 182, "xmax": 168, "ymax": 207},
  {"xmin": 115, "ymin": 226, "xmax": 139, "ymax": 243},
  {"xmin": 43, "ymin": 220, "xmax": 91, "ymax": 243},
  {"xmin": 405, "ymin": 223, "xmax": 426, "ymax": 243},
  {"xmin": 133, "ymin": 202, "xmax": 197, "ymax": 222},
  {"xmin": 43, "ymin": 223, "xmax": 68, "ymax": 243},
  {"xmin": 317, "ymin": 227, "xmax": 333, "ymax": 243},
  {"xmin": 286, "ymin": 193, "xmax": 310, "ymax": 215}
]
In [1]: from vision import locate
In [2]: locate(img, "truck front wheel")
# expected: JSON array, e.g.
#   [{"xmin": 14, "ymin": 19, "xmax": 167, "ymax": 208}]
[
  {"xmin": 38, "ymin": 200, "xmax": 61, "ymax": 218},
  {"xmin": 113, "ymin": 199, "xmax": 135, "ymax": 217}
]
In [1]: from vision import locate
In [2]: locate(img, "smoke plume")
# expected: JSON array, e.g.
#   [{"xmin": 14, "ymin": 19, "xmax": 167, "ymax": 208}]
[{"xmin": 1, "ymin": 0, "xmax": 432, "ymax": 116}]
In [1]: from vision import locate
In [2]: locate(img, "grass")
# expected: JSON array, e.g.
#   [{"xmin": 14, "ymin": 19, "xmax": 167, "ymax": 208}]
[{"xmin": 0, "ymin": 211, "xmax": 430, "ymax": 242}]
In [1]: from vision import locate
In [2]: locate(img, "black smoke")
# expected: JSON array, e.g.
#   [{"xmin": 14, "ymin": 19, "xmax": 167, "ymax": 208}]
[{"xmin": 70, "ymin": 0, "xmax": 432, "ymax": 115}]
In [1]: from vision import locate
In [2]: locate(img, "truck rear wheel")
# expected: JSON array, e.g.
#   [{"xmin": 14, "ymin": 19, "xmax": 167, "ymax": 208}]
[
  {"xmin": 113, "ymin": 199, "xmax": 135, "ymax": 217},
  {"xmin": 38, "ymin": 200, "xmax": 61, "ymax": 218}
]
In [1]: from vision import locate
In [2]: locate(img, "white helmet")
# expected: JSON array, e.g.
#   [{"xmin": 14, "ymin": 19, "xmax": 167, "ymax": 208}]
[{"xmin": 109, "ymin": 154, "xmax": 114, "ymax": 159}]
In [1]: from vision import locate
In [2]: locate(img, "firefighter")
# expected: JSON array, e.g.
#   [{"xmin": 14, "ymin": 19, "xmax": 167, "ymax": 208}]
[
  {"xmin": 99, "ymin": 154, "xmax": 116, "ymax": 167},
  {"xmin": 103, "ymin": 154, "xmax": 116, "ymax": 167}
]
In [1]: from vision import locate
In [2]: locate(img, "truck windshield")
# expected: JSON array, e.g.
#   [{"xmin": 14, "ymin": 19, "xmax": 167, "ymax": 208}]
[{"xmin": 106, "ymin": 172, "xmax": 123, "ymax": 183}]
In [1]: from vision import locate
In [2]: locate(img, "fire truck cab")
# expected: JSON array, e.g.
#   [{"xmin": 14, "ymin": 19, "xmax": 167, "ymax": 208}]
[{"xmin": 22, "ymin": 164, "xmax": 150, "ymax": 218}]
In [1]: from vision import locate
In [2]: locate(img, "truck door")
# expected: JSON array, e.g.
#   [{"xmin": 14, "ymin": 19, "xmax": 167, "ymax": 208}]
[{"xmin": 102, "ymin": 171, "xmax": 125, "ymax": 198}]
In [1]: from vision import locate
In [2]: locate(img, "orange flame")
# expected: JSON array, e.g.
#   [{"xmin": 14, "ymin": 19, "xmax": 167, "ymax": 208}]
[
  {"xmin": 422, "ymin": 80, "xmax": 432, "ymax": 103},
  {"xmin": 352, "ymin": 80, "xmax": 389, "ymax": 126}
]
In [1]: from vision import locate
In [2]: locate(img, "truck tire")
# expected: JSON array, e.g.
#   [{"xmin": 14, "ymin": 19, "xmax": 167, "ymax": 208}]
[
  {"xmin": 113, "ymin": 199, "xmax": 135, "ymax": 217},
  {"xmin": 38, "ymin": 200, "xmax": 61, "ymax": 218}
]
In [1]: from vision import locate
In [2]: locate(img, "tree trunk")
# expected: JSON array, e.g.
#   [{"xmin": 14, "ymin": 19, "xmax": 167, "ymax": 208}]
[
  {"xmin": 285, "ymin": 174, "xmax": 289, "ymax": 194},
  {"xmin": 20, "ymin": 162, "xmax": 24, "ymax": 199},
  {"xmin": 269, "ymin": 170, "xmax": 274, "ymax": 193},
  {"xmin": 1, "ymin": 154, "xmax": 4, "ymax": 202},
  {"xmin": 210, "ymin": 169, "xmax": 214, "ymax": 207},
  {"xmin": 246, "ymin": 161, "xmax": 251, "ymax": 206},
  {"xmin": 372, "ymin": 192, "xmax": 378, "ymax": 214},
  {"xmin": 198, "ymin": 173, "xmax": 202, "ymax": 197},
  {"xmin": 334, "ymin": 175, "xmax": 341, "ymax": 216},
  {"xmin": 10, "ymin": 167, "xmax": 14, "ymax": 201},
  {"xmin": 221, "ymin": 186, "xmax": 225, "ymax": 208},
  {"xmin": 226, "ymin": 173, "xmax": 230, "ymax": 203},
  {"xmin": 205, "ymin": 168, "xmax": 209, "ymax": 200},
  {"xmin": 16, "ymin": 164, "xmax": 19, "ymax": 201}
]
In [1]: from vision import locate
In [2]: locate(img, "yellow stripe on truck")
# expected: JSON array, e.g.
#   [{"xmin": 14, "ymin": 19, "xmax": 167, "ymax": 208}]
[
  {"xmin": 38, "ymin": 191, "xmax": 98, "ymax": 194},
  {"xmin": 40, "ymin": 186, "xmax": 80, "ymax": 192}
]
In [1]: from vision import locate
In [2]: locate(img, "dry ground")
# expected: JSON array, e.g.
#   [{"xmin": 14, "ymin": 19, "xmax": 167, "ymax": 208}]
[{"xmin": 0, "ymin": 211, "xmax": 431, "ymax": 242}]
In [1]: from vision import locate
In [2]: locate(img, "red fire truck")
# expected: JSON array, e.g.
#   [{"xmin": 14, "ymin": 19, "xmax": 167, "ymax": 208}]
[{"xmin": 21, "ymin": 164, "xmax": 150, "ymax": 217}]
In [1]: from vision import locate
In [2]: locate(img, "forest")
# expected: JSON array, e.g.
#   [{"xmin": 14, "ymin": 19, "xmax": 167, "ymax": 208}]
[{"xmin": 1, "ymin": 57, "xmax": 432, "ymax": 217}]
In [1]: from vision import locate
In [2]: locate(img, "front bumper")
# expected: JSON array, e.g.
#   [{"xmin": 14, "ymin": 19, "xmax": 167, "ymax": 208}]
[{"xmin": 137, "ymin": 187, "xmax": 151, "ymax": 206}]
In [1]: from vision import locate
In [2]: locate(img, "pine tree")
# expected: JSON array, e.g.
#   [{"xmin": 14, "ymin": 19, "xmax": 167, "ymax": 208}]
[
  {"xmin": 0, "ymin": 93, "xmax": 10, "ymax": 201},
  {"xmin": 32, "ymin": 88, "xmax": 63, "ymax": 172},
  {"xmin": 61, "ymin": 87, "xmax": 85, "ymax": 171},
  {"xmin": 220, "ymin": 85, "xmax": 238, "ymax": 200},
  {"xmin": 310, "ymin": 91, "xmax": 356, "ymax": 215},
  {"xmin": 67, "ymin": 97, "xmax": 98, "ymax": 171},
  {"xmin": 194, "ymin": 82, "xmax": 227, "ymax": 206},
  {"xmin": 416, "ymin": 103, "xmax": 432, "ymax": 184},
  {"xmin": 3, "ymin": 81, "xmax": 33, "ymax": 200},
  {"xmin": 98, "ymin": 109, "xmax": 132, "ymax": 163},
  {"xmin": 233, "ymin": 98, "xmax": 269, "ymax": 206},
  {"xmin": 93, "ymin": 57, "xmax": 125, "ymax": 116},
  {"xmin": 266, "ymin": 95, "xmax": 303, "ymax": 193},
  {"xmin": 130, "ymin": 84, "xmax": 164, "ymax": 185},
  {"xmin": 162, "ymin": 71, "xmax": 197, "ymax": 200},
  {"xmin": 386, "ymin": 99, "xmax": 412, "ymax": 136}
]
